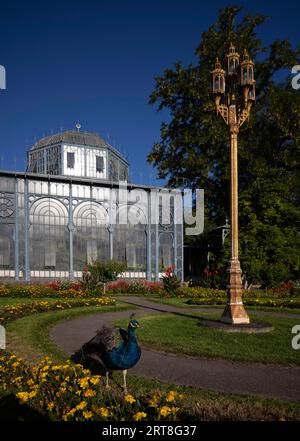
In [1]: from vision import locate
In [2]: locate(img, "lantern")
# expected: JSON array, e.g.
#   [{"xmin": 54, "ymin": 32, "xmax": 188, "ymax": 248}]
[
  {"xmin": 226, "ymin": 43, "xmax": 240, "ymax": 75},
  {"xmin": 240, "ymin": 49, "xmax": 255, "ymax": 105},
  {"xmin": 240, "ymin": 50, "xmax": 255, "ymax": 86},
  {"xmin": 212, "ymin": 58, "xmax": 225, "ymax": 95}
]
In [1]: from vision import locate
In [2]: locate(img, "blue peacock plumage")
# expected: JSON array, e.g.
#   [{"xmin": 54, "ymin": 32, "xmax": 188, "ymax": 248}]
[{"xmin": 71, "ymin": 314, "xmax": 141, "ymax": 392}]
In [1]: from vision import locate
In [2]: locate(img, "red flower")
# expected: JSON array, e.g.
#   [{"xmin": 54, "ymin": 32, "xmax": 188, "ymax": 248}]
[{"xmin": 164, "ymin": 265, "xmax": 175, "ymax": 278}]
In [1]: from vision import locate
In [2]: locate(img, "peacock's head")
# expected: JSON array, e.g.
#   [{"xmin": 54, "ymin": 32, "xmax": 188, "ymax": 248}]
[
  {"xmin": 129, "ymin": 319, "xmax": 140, "ymax": 328},
  {"xmin": 128, "ymin": 313, "xmax": 140, "ymax": 329}
]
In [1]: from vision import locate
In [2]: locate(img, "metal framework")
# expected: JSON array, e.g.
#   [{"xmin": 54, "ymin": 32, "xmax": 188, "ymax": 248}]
[{"xmin": 0, "ymin": 171, "xmax": 184, "ymax": 282}]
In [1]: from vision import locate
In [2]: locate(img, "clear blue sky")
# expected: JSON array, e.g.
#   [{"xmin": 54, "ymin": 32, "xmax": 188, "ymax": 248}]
[{"xmin": 0, "ymin": 0, "xmax": 299, "ymax": 185}]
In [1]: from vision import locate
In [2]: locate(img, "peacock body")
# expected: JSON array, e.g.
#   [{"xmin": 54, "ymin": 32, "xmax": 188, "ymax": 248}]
[{"xmin": 71, "ymin": 316, "xmax": 141, "ymax": 392}]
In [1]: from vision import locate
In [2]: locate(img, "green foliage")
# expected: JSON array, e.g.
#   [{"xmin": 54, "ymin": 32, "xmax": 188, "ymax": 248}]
[
  {"xmin": 82, "ymin": 260, "xmax": 126, "ymax": 291},
  {"xmin": 161, "ymin": 266, "xmax": 181, "ymax": 295},
  {"xmin": 148, "ymin": 5, "xmax": 300, "ymax": 288}
]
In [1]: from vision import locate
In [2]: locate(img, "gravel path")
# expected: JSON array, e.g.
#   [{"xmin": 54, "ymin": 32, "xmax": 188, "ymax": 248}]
[{"xmin": 50, "ymin": 296, "xmax": 300, "ymax": 403}]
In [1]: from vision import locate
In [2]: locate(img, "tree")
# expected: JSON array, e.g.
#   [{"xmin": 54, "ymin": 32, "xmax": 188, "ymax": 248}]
[{"xmin": 148, "ymin": 6, "xmax": 300, "ymax": 287}]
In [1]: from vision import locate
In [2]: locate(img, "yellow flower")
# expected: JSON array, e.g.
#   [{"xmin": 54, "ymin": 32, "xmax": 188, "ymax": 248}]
[
  {"xmin": 62, "ymin": 408, "xmax": 77, "ymax": 421},
  {"xmin": 41, "ymin": 365, "xmax": 50, "ymax": 372},
  {"xmin": 133, "ymin": 412, "xmax": 147, "ymax": 421},
  {"xmin": 148, "ymin": 398, "xmax": 158, "ymax": 408},
  {"xmin": 12, "ymin": 362, "xmax": 20, "ymax": 369},
  {"xmin": 148, "ymin": 393, "xmax": 161, "ymax": 407},
  {"xmin": 78, "ymin": 378, "xmax": 89, "ymax": 389},
  {"xmin": 47, "ymin": 402, "xmax": 55, "ymax": 411},
  {"xmin": 83, "ymin": 389, "xmax": 96, "ymax": 398},
  {"xmin": 90, "ymin": 377, "xmax": 100, "ymax": 385},
  {"xmin": 63, "ymin": 408, "xmax": 77, "ymax": 420},
  {"xmin": 12, "ymin": 376, "xmax": 23, "ymax": 384},
  {"xmin": 159, "ymin": 406, "xmax": 172, "ymax": 417},
  {"xmin": 28, "ymin": 390, "xmax": 37, "ymax": 399},
  {"xmin": 166, "ymin": 391, "xmax": 177, "ymax": 402},
  {"xmin": 98, "ymin": 407, "xmax": 109, "ymax": 417},
  {"xmin": 52, "ymin": 365, "xmax": 61, "ymax": 370},
  {"xmin": 76, "ymin": 401, "xmax": 87, "ymax": 410},
  {"xmin": 124, "ymin": 394, "xmax": 136, "ymax": 404},
  {"xmin": 16, "ymin": 392, "xmax": 29, "ymax": 403},
  {"xmin": 83, "ymin": 411, "xmax": 93, "ymax": 420}
]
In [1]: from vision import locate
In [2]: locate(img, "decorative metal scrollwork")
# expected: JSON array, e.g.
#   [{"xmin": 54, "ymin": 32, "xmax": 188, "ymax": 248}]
[{"xmin": 0, "ymin": 194, "xmax": 14, "ymax": 218}]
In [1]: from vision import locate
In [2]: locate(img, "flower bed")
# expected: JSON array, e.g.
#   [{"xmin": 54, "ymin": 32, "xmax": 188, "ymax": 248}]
[
  {"xmin": 106, "ymin": 280, "xmax": 164, "ymax": 296},
  {"xmin": 186, "ymin": 297, "xmax": 300, "ymax": 309},
  {"xmin": 0, "ymin": 353, "xmax": 183, "ymax": 421},
  {"xmin": 0, "ymin": 297, "xmax": 115, "ymax": 325},
  {"xmin": 1, "ymin": 280, "xmax": 299, "ymax": 309},
  {"xmin": 175, "ymin": 285, "xmax": 300, "ymax": 308},
  {"xmin": 0, "ymin": 280, "xmax": 164, "ymax": 299},
  {"xmin": 0, "ymin": 284, "xmax": 100, "ymax": 299}
]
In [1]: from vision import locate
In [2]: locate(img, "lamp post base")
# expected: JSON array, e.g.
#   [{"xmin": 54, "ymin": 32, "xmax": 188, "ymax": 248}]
[{"xmin": 221, "ymin": 258, "xmax": 250, "ymax": 325}]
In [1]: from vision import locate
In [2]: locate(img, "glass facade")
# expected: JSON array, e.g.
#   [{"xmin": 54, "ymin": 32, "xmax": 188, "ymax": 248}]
[
  {"xmin": 0, "ymin": 172, "xmax": 184, "ymax": 281},
  {"xmin": 27, "ymin": 130, "xmax": 129, "ymax": 182}
]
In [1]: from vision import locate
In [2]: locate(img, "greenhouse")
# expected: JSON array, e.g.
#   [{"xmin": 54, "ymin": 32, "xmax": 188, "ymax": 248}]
[{"xmin": 0, "ymin": 130, "xmax": 184, "ymax": 282}]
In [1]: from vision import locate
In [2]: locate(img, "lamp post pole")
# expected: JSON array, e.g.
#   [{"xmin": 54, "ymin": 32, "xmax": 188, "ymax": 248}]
[{"xmin": 212, "ymin": 44, "xmax": 256, "ymax": 324}]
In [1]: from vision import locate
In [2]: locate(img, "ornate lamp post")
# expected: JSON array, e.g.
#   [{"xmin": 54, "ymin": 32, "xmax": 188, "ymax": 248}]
[{"xmin": 211, "ymin": 44, "xmax": 255, "ymax": 324}]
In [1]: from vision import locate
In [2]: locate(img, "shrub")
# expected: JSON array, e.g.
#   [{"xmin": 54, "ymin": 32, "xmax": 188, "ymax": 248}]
[
  {"xmin": 82, "ymin": 260, "xmax": 126, "ymax": 292},
  {"xmin": 162, "ymin": 266, "xmax": 181, "ymax": 296}
]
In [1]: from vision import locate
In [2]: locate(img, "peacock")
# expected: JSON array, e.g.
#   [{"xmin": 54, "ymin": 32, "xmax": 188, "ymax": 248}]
[{"xmin": 71, "ymin": 314, "xmax": 141, "ymax": 393}]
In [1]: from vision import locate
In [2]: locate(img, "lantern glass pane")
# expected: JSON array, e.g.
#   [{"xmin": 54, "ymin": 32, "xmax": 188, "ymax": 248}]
[
  {"xmin": 220, "ymin": 77, "xmax": 224, "ymax": 91},
  {"xmin": 214, "ymin": 76, "xmax": 219, "ymax": 91}
]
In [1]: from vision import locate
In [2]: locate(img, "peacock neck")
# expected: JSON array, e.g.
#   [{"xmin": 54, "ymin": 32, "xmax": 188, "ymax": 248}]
[{"xmin": 127, "ymin": 327, "xmax": 137, "ymax": 342}]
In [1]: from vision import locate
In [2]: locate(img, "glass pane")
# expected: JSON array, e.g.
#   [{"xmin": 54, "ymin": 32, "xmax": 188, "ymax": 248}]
[
  {"xmin": 96, "ymin": 156, "xmax": 104, "ymax": 172},
  {"xmin": 67, "ymin": 152, "xmax": 75, "ymax": 169}
]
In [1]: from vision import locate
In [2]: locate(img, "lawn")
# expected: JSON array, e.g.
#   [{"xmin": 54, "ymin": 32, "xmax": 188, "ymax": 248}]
[
  {"xmin": 144, "ymin": 296, "xmax": 300, "ymax": 314},
  {"xmin": 6, "ymin": 302, "xmax": 132, "ymax": 363},
  {"xmin": 116, "ymin": 311, "xmax": 300, "ymax": 365}
]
